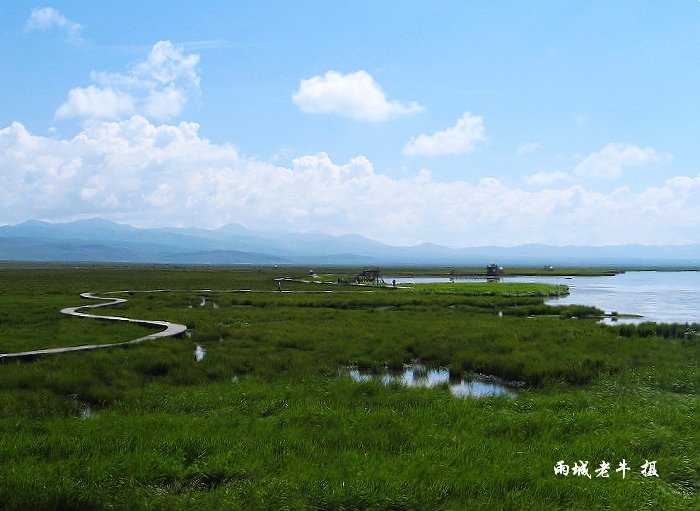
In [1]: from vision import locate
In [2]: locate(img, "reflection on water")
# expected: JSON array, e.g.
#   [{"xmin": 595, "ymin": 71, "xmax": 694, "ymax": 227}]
[
  {"xmin": 200, "ymin": 297, "xmax": 219, "ymax": 308},
  {"xmin": 389, "ymin": 277, "xmax": 486, "ymax": 284},
  {"xmin": 390, "ymin": 271, "xmax": 700, "ymax": 324},
  {"xmin": 195, "ymin": 344, "xmax": 206, "ymax": 361},
  {"xmin": 341, "ymin": 364, "xmax": 518, "ymax": 398},
  {"xmin": 508, "ymin": 271, "xmax": 700, "ymax": 324},
  {"xmin": 347, "ymin": 369, "xmax": 371, "ymax": 382},
  {"xmin": 450, "ymin": 379, "xmax": 516, "ymax": 398},
  {"xmin": 69, "ymin": 395, "xmax": 92, "ymax": 419}
]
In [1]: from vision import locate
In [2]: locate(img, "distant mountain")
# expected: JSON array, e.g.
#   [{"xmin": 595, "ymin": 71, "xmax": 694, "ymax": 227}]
[{"xmin": 0, "ymin": 219, "xmax": 698, "ymax": 266}]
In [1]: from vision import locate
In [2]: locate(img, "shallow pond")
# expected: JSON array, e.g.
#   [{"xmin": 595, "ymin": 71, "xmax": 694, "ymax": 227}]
[
  {"xmin": 389, "ymin": 277, "xmax": 485, "ymax": 285},
  {"xmin": 390, "ymin": 271, "xmax": 700, "ymax": 324},
  {"xmin": 69, "ymin": 395, "xmax": 92, "ymax": 419},
  {"xmin": 508, "ymin": 271, "xmax": 700, "ymax": 324},
  {"xmin": 200, "ymin": 297, "xmax": 219, "ymax": 308},
  {"xmin": 341, "ymin": 364, "xmax": 518, "ymax": 398}
]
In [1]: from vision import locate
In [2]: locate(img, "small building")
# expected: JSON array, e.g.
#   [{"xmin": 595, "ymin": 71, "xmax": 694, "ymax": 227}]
[
  {"xmin": 486, "ymin": 263, "xmax": 503, "ymax": 281},
  {"xmin": 356, "ymin": 267, "xmax": 384, "ymax": 284},
  {"xmin": 486, "ymin": 263, "xmax": 501, "ymax": 277}
]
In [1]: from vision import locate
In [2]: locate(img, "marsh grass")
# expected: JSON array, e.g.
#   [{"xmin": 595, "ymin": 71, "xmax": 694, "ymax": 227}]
[
  {"xmin": 0, "ymin": 265, "xmax": 697, "ymax": 510},
  {"xmin": 411, "ymin": 282, "xmax": 569, "ymax": 297},
  {"xmin": 0, "ymin": 297, "xmax": 162, "ymax": 353}
]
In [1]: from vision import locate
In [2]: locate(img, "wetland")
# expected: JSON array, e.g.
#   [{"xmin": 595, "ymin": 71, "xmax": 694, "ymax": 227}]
[
  {"xmin": 0, "ymin": 264, "xmax": 697, "ymax": 510},
  {"xmin": 393, "ymin": 269, "xmax": 700, "ymax": 324}
]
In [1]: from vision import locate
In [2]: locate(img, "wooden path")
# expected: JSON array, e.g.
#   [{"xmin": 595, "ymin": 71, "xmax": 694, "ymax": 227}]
[
  {"xmin": 0, "ymin": 285, "xmax": 400, "ymax": 360},
  {"xmin": 0, "ymin": 292, "xmax": 187, "ymax": 360}
]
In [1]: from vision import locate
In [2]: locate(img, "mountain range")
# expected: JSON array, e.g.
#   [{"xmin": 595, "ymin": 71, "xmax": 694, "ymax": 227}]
[{"xmin": 1, "ymin": 219, "xmax": 698, "ymax": 267}]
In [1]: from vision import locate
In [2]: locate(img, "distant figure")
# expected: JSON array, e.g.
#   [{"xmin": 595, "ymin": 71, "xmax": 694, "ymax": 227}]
[
  {"xmin": 277, "ymin": 281, "xmax": 281, "ymax": 292},
  {"xmin": 392, "ymin": 279, "xmax": 396, "ymax": 288}
]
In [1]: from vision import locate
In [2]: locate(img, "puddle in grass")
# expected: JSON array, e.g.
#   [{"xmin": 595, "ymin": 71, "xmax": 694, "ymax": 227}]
[
  {"xmin": 200, "ymin": 298, "xmax": 219, "ymax": 308},
  {"xmin": 341, "ymin": 363, "xmax": 519, "ymax": 398},
  {"xmin": 195, "ymin": 344, "xmax": 206, "ymax": 361},
  {"xmin": 69, "ymin": 395, "xmax": 93, "ymax": 419}
]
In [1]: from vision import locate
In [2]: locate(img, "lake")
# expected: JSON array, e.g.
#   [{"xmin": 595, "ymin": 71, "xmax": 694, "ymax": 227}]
[{"xmin": 391, "ymin": 271, "xmax": 700, "ymax": 324}]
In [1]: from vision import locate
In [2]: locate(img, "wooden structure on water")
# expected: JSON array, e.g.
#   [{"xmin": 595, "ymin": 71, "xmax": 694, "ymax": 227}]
[
  {"xmin": 355, "ymin": 267, "xmax": 384, "ymax": 284},
  {"xmin": 486, "ymin": 263, "xmax": 503, "ymax": 282}
]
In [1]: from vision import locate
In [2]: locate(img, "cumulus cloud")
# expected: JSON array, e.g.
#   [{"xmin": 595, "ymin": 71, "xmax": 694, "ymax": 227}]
[
  {"xmin": 574, "ymin": 143, "xmax": 664, "ymax": 179},
  {"xmin": 55, "ymin": 85, "xmax": 134, "ymax": 120},
  {"xmin": 24, "ymin": 7, "xmax": 82, "ymax": 43},
  {"xmin": 1, "ymin": 118, "xmax": 698, "ymax": 246},
  {"xmin": 517, "ymin": 142, "xmax": 541, "ymax": 154},
  {"xmin": 524, "ymin": 171, "xmax": 569, "ymax": 187},
  {"xmin": 292, "ymin": 70, "xmax": 424, "ymax": 121},
  {"xmin": 55, "ymin": 41, "xmax": 200, "ymax": 121},
  {"xmin": 403, "ymin": 112, "xmax": 486, "ymax": 156}
]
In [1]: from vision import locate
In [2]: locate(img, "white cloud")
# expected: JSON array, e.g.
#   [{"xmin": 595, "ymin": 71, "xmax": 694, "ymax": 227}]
[
  {"xmin": 55, "ymin": 85, "xmax": 134, "ymax": 120},
  {"xmin": 24, "ymin": 7, "xmax": 82, "ymax": 43},
  {"xmin": 517, "ymin": 142, "xmax": 541, "ymax": 154},
  {"xmin": 403, "ymin": 112, "xmax": 486, "ymax": 156},
  {"xmin": 292, "ymin": 70, "xmax": 424, "ymax": 121},
  {"xmin": 135, "ymin": 40, "xmax": 200, "ymax": 87},
  {"xmin": 1, "ymin": 118, "xmax": 698, "ymax": 246},
  {"xmin": 55, "ymin": 41, "xmax": 200, "ymax": 121},
  {"xmin": 524, "ymin": 171, "xmax": 569, "ymax": 187},
  {"xmin": 144, "ymin": 86, "xmax": 187, "ymax": 120},
  {"xmin": 574, "ymin": 143, "xmax": 664, "ymax": 179}
]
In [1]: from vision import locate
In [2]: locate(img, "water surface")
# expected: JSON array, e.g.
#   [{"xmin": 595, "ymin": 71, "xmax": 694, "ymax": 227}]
[
  {"xmin": 507, "ymin": 271, "xmax": 700, "ymax": 324},
  {"xmin": 390, "ymin": 271, "xmax": 700, "ymax": 324},
  {"xmin": 342, "ymin": 364, "xmax": 518, "ymax": 398}
]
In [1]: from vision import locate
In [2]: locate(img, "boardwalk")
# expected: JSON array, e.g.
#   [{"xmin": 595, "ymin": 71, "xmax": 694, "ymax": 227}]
[{"xmin": 0, "ymin": 292, "xmax": 187, "ymax": 360}]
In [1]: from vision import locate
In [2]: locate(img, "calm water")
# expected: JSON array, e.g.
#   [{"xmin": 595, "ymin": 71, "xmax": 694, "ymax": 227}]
[
  {"xmin": 509, "ymin": 271, "xmax": 700, "ymax": 324},
  {"xmin": 390, "ymin": 271, "xmax": 700, "ymax": 324},
  {"xmin": 341, "ymin": 364, "xmax": 518, "ymax": 398}
]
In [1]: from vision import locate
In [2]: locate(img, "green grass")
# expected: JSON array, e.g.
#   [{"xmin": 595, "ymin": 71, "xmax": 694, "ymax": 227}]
[
  {"xmin": 0, "ymin": 264, "xmax": 697, "ymax": 510},
  {"xmin": 410, "ymin": 281, "xmax": 569, "ymax": 297},
  {"xmin": 0, "ymin": 295, "xmax": 163, "ymax": 353}
]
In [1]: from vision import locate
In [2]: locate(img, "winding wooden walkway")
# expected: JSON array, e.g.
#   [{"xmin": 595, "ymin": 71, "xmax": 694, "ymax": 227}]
[
  {"xmin": 0, "ymin": 292, "xmax": 187, "ymax": 360},
  {"xmin": 0, "ymin": 285, "xmax": 395, "ymax": 360}
]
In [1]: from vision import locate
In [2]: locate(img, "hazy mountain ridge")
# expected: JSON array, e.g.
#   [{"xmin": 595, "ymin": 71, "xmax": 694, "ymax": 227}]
[{"xmin": 1, "ymin": 219, "xmax": 698, "ymax": 266}]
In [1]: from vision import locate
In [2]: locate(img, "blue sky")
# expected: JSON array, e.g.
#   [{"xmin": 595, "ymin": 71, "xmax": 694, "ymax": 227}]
[{"xmin": 1, "ymin": 1, "xmax": 699, "ymax": 247}]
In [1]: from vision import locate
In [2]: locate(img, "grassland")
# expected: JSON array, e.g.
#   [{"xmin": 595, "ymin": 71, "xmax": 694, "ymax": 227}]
[{"xmin": 0, "ymin": 265, "xmax": 697, "ymax": 510}]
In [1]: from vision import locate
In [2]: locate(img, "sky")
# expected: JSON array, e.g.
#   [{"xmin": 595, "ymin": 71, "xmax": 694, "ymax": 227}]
[{"xmin": 1, "ymin": 1, "xmax": 699, "ymax": 247}]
